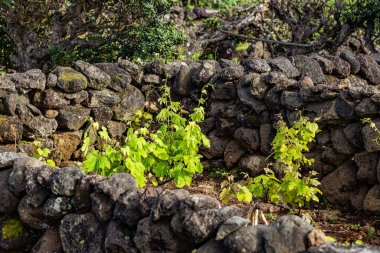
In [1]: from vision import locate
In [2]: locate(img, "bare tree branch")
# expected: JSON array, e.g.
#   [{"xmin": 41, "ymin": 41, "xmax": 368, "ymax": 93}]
[{"xmin": 220, "ymin": 30, "xmax": 321, "ymax": 48}]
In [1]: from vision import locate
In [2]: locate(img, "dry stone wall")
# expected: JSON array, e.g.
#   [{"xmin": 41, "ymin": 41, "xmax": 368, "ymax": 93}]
[
  {"xmin": 1, "ymin": 153, "xmax": 380, "ymax": 252},
  {"xmin": 1, "ymin": 51, "xmax": 380, "ymax": 214}
]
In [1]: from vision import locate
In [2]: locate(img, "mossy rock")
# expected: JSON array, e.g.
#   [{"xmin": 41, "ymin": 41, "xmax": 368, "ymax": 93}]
[
  {"xmin": 1, "ymin": 216, "xmax": 24, "ymax": 240},
  {"xmin": 55, "ymin": 67, "xmax": 88, "ymax": 93}
]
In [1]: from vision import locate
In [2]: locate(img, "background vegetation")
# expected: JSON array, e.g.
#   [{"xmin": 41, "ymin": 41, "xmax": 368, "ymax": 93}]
[{"xmin": 0, "ymin": 0, "xmax": 379, "ymax": 71}]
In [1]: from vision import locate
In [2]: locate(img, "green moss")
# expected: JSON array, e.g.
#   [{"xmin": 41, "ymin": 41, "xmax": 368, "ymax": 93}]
[
  {"xmin": 1, "ymin": 217, "xmax": 24, "ymax": 240},
  {"xmin": 59, "ymin": 68, "xmax": 88, "ymax": 87}
]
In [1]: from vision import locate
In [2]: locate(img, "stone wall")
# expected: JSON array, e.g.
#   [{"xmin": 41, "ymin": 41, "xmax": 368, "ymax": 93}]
[
  {"xmin": 1, "ymin": 51, "xmax": 380, "ymax": 214},
  {"xmin": 2, "ymin": 152, "xmax": 380, "ymax": 252}
]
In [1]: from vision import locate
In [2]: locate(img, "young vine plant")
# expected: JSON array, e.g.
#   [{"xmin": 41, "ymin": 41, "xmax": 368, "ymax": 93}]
[
  {"xmin": 81, "ymin": 84, "xmax": 212, "ymax": 188},
  {"xmin": 220, "ymin": 115, "xmax": 322, "ymax": 209}
]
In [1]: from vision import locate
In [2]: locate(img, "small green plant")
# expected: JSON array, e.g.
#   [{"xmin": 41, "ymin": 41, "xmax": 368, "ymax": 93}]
[
  {"xmin": 365, "ymin": 225, "xmax": 376, "ymax": 237},
  {"xmin": 32, "ymin": 141, "xmax": 55, "ymax": 167},
  {"xmin": 220, "ymin": 115, "xmax": 322, "ymax": 209},
  {"xmin": 329, "ymin": 214, "xmax": 340, "ymax": 223},
  {"xmin": 81, "ymin": 84, "xmax": 212, "ymax": 188},
  {"xmin": 361, "ymin": 118, "xmax": 380, "ymax": 144},
  {"xmin": 235, "ymin": 41, "xmax": 250, "ymax": 51},
  {"xmin": 203, "ymin": 16, "xmax": 221, "ymax": 31},
  {"xmin": 210, "ymin": 167, "xmax": 230, "ymax": 178},
  {"xmin": 1, "ymin": 216, "xmax": 24, "ymax": 240},
  {"xmin": 348, "ymin": 223, "xmax": 362, "ymax": 230}
]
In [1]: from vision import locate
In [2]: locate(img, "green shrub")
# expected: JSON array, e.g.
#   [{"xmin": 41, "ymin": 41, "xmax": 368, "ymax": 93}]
[
  {"xmin": 220, "ymin": 115, "xmax": 322, "ymax": 209},
  {"xmin": 81, "ymin": 84, "xmax": 212, "ymax": 187}
]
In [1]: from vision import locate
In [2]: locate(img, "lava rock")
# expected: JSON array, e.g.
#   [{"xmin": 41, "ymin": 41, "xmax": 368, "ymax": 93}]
[
  {"xmin": 50, "ymin": 167, "xmax": 84, "ymax": 196},
  {"xmin": 339, "ymin": 51, "xmax": 361, "ymax": 74},
  {"xmin": 247, "ymin": 73, "xmax": 268, "ymax": 100},
  {"xmin": 363, "ymin": 119, "xmax": 380, "ymax": 152},
  {"xmin": 224, "ymin": 140, "xmax": 246, "ymax": 168},
  {"xmin": 264, "ymin": 215, "xmax": 315, "ymax": 253},
  {"xmin": 52, "ymin": 131, "xmax": 82, "ymax": 165},
  {"xmin": 328, "ymin": 56, "xmax": 351, "ymax": 78},
  {"xmin": 355, "ymin": 152, "xmax": 379, "ymax": 185},
  {"xmin": 281, "ymin": 91, "xmax": 303, "ymax": 110},
  {"xmin": 54, "ymin": 67, "xmax": 88, "ymax": 93},
  {"xmin": 87, "ymin": 89, "xmax": 121, "ymax": 107},
  {"xmin": 114, "ymin": 190, "xmax": 143, "ymax": 226},
  {"xmin": 363, "ymin": 185, "xmax": 380, "ymax": 214},
  {"xmin": 0, "ymin": 76, "xmax": 16, "ymax": 93},
  {"xmin": 36, "ymin": 89, "xmax": 69, "ymax": 109},
  {"xmin": 0, "ymin": 152, "xmax": 27, "ymax": 170},
  {"xmin": 350, "ymin": 186, "xmax": 370, "ymax": 210},
  {"xmin": 9, "ymin": 157, "xmax": 45, "ymax": 196},
  {"xmin": 43, "ymin": 196, "xmax": 72, "ymax": 219},
  {"xmin": 92, "ymin": 107, "xmax": 113, "ymax": 125},
  {"xmin": 134, "ymin": 217, "xmax": 192, "ymax": 253},
  {"xmin": 260, "ymin": 124, "xmax": 275, "ymax": 154},
  {"xmin": 321, "ymin": 161, "xmax": 358, "ymax": 205},
  {"xmin": 112, "ymin": 85, "xmax": 145, "ymax": 121},
  {"xmin": 118, "ymin": 59, "xmax": 144, "ymax": 85},
  {"xmin": 239, "ymin": 155, "xmax": 268, "ymax": 176},
  {"xmin": 210, "ymin": 82, "xmax": 237, "ymax": 100},
  {"xmin": 196, "ymin": 238, "xmax": 228, "ymax": 253},
  {"xmin": 355, "ymin": 98, "xmax": 379, "ymax": 117},
  {"xmin": 60, "ymin": 213, "xmax": 106, "ymax": 253},
  {"xmin": 269, "ymin": 57, "xmax": 300, "ymax": 78},
  {"xmin": 219, "ymin": 60, "xmax": 244, "ymax": 81},
  {"xmin": 358, "ymin": 55, "xmax": 380, "ymax": 84},
  {"xmin": 91, "ymin": 192, "xmax": 114, "ymax": 222},
  {"xmin": 331, "ymin": 128, "xmax": 357, "ymax": 155},
  {"xmin": 216, "ymin": 216, "xmax": 251, "ymax": 240},
  {"xmin": 105, "ymin": 220, "xmax": 137, "ymax": 253},
  {"xmin": 57, "ymin": 106, "xmax": 91, "ymax": 131},
  {"xmin": 10, "ymin": 69, "xmax": 46, "ymax": 93},
  {"xmin": 73, "ymin": 174, "xmax": 104, "ymax": 213},
  {"xmin": 151, "ymin": 189, "xmax": 190, "ymax": 221},
  {"xmin": 201, "ymin": 131, "xmax": 231, "ymax": 159},
  {"xmin": 180, "ymin": 206, "xmax": 241, "ymax": 244},
  {"xmin": 192, "ymin": 60, "xmax": 221, "ymax": 86},
  {"xmin": 76, "ymin": 60, "xmax": 111, "ymax": 90},
  {"xmin": 242, "ymin": 57, "xmax": 271, "ymax": 73},
  {"xmin": 343, "ymin": 123, "xmax": 363, "ymax": 149},
  {"xmin": 18, "ymin": 196, "xmax": 52, "ymax": 229},
  {"xmin": 106, "ymin": 121, "xmax": 127, "ymax": 138},
  {"xmin": 237, "ymin": 83, "xmax": 267, "ymax": 113},
  {"xmin": 96, "ymin": 172, "xmax": 136, "ymax": 201},
  {"xmin": 31, "ymin": 228, "xmax": 63, "ymax": 253},
  {"xmin": 223, "ymin": 224, "xmax": 267, "ymax": 253},
  {"xmin": 0, "ymin": 115, "xmax": 23, "ymax": 143},
  {"xmin": 310, "ymin": 54, "xmax": 334, "ymax": 74},
  {"xmin": 233, "ymin": 127, "xmax": 260, "ymax": 153},
  {"xmin": 95, "ymin": 62, "xmax": 132, "ymax": 92},
  {"xmin": 24, "ymin": 115, "xmax": 58, "ymax": 138},
  {"xmin": 291, "ymin": 55, "xmax": 325, "ymax": 84},
  {"xmin": 0, "ymin": 169, "xmax": 20, "ymax": 213},
  {"xmin": 173, "ymin": 63, "xmax": 198, "ymax": 96}
]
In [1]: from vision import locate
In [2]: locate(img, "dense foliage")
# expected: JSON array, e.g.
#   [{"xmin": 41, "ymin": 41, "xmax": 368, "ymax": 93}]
[
  {"xmin": 269, "ymin": 0, "xmax": 380, "ymax": 52},
  {"xmin": 0, "ymin": 0, "xmax": 187, "ymax": 70},
  {"xmin": 81, "ymin": 85, "xmax": 211, "ymax": 188},
  {"xmin": 220, "ymin": 115, "xmax": 322, "ymax": 209}
]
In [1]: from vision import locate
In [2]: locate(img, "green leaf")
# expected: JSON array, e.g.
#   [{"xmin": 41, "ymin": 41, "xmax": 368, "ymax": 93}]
[
  {"xmin": 153, "ymin": 149, "xmax": 170, "ymax": 160},
  {"xmin": 236, "ymin": 186, "xmax": 253, "ymax": 203},
  {"xmin": 45, "ymin": 159, "xmax": 56, "ymax": 167}
]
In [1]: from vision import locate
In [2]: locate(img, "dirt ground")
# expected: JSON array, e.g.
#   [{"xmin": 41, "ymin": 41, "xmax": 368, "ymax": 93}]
[{"xmin": 164, "ymin": 173, "xmax": 380, "ymax": 246}]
